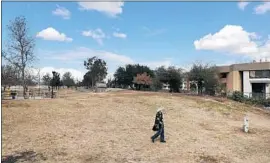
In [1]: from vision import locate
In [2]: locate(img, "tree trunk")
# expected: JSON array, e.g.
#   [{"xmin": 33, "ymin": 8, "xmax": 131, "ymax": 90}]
[
  {"xmin": 91, "ymin": 76, "xmax": 94, "ymax": 88},
  {"xmin": 51, "ymin": 86, "xmax": 54, "ymax": 98},
  {"xmin": 22, "ymin": 67, "xmax": 26, "ymax": 98}
]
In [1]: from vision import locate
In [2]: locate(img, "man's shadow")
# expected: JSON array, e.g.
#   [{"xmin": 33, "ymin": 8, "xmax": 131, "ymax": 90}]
[{"xmin": 2, "ymin": 150, "xmax": 47, "ymax": 163}]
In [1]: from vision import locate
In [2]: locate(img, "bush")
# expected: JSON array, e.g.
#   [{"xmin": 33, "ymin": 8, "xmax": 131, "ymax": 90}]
[
  {"xmin": 229, "ymin": 91, "xmax": 270, "ymax": 107},
  {"xmin": 150, "ymin": 78, "xmax": 163, "ymax": 92},
  {"xmin": 263, "ymin": 98, "xmax": 270, "ymax": 107},
  {"xmin": 229, "ymin": 91, "xmax": 246, "ymax": 102},
  {"xmin": 245, "ymin": 98, "xmax": 259, "ymax": 105}
]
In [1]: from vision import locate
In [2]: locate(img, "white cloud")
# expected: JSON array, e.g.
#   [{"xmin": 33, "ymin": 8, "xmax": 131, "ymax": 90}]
[
  {"xmin": 113, "ymin": 32, "xmax": 127, "ymax": 39},
  {"xmin": 41, "ymin": 47, "xmax": 175, "ymax": 81},
  {"xmin": 52, "ymin": 5, "xmax": 71, "ymax": 19},
  {"xmin": 254, "ymin": 2, "xmax": 270, "ymax": 14},
  {"xmin": 44, "ymin": 47, "xmax": 174, "ymax": 69},
  {"xmin": 194, "ymin": 25, "xmax": 270, "ymax": 60},
  {"xmin": 36, "ymin": 27, "xmax": 73, "ymax": 42},
  {"xmin": 42, "ymin": 47, "xmax": 134, "ymax": 66},
  {"xmin": 82, "ymin": 28, "xmax": 106, "ymax": 45},
  {"xmin": 238, "ymin": 2, "xmax": 250, "ymax": 10},
  {"xmin": 78, "ymin": 1, "xmax": 124, "ymax": 17}
]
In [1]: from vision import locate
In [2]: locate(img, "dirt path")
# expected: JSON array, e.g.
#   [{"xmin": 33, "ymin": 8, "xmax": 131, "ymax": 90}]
[{"xmin": 2, "ymin": 91, "xmax": 270, "ymax": 163}]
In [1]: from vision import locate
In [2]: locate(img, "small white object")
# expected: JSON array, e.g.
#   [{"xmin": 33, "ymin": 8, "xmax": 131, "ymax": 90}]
[
  {"xmin": 156, "ymin": 107, "xmax": 163, "ymax": 112},
  {"xmin": 243, "ymin": 116, "xmax": 249, "ymax": 133}
]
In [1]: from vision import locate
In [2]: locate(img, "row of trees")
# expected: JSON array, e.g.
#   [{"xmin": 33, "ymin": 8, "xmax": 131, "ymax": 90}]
[
  {"xmin": 2, "ymin": 64, "xmax": 77, "ymax": 91},
  {"xmin": 75, "ymin": 56, "xmax": 220, "ymax": 95},
  {"xmin": 42, "ymin": 71, "xmax": 76, "ymax": 89},
  {"xmin": 1, "ymin": 65, "xmax": 37, "ymax": 90},
  {"xmin": 110, "ymin": 62, "xmax": 220, "ymax": 95}
]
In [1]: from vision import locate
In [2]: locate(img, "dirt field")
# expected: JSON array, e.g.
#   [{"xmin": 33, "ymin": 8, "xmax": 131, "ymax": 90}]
[{"xmin": 2, "ymin": 90, "xmax": 270, "ymax": 163}]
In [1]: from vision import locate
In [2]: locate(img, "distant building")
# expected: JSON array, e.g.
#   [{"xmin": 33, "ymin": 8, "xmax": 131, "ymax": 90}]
[
  {"xmin": 217, "ymin": 61, "xmax": 270, "ymax": 99},
  {"xmin": 95, "ymin": 82, "xmax": 107, "ymax": 93},
  {"xmin": 162, "ymin": 83, "xmax": 169, "ymax": 90},
  {"xmin": 181, "ymin": 78, "xmax": 190, "ymax": 91}
]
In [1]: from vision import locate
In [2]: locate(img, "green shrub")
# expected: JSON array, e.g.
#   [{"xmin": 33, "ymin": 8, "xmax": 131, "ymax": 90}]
[
  {"xmin": 263, "ymin": 98, "xmax": 270, "ymax": 107},
  {"xmin": 229, "ymin": 91, "xmax": 270, "ymax": 107},
  {"xmin": 246, "ymin": 98, "xmax": 260, "ymax": 105},
  {"xmin": 150, "ymin": 78, "xmax": 163, "ymax": 92},
  {"xmin": 229, "ymin": 91, "xmax": 246, "ymax": 102}
]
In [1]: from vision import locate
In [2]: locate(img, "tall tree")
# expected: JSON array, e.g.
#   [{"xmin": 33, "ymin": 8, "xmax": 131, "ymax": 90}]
[
  {"xmin": 24, "ymin": 70, "xmax": 38, "ymax": 86},
  {"xmin": 150, "ymin": 77, "xmax": 163, "ymax": 91},
  {"xmin": 203, "ymin": 66, "xmax": 220, "ymax": 95},
  {"xmin": 84, "ymin": 56, "xmax": 108, "ymax": 87},
  {"xmin": 189, "ymin": 63, "xmax": 205, "ymax": 94},
  {"xmin": 1, "ymin": 64, "xmax": 20, "ymax": 90},
  {"xmin": 167, "ymin": 66, "xmax": 183, "ymax": 92},
  {"xmin": 133, "ymin": 72, "xmax": 153, "ymax": 90},
  {"xmin": 2, "ymin": 16, "xmax": 35, "ymax": 98},
  {"xmin": 42, "ymin": 73, "xmax": 52, "ymax": 86},
  {"xmin": 51, "ymin": 71, "xmax": 60, "ymax": 90},
  {"xmin": 83, "ymin": 71, "xmax": 94, "ymax": 88},
  {"xmin": 62, "ymin": 72, "xmax": 75, "ymax": 88},
  {"xmin": 114, "ymin": 66, "xmax": 128, "ymax": 88},
  {"xmin": 155, "ymin": 66, "xmax": 183, "ymax": 92},
  {"xmin": 189, "ymin": 62, "xmax": 219, "ymax": 95},
  {"xmin": 114, "ymin": 64, "xmax": 154, "ymax": 89},
  {"xmin": 155, "ymin": 66, "xmax": 170, "ymax": 84}
]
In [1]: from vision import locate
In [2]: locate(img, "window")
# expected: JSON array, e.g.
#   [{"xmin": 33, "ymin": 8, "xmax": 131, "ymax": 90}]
[
  {"xmin": 262, "ymin": 70, "xmax": 270, "ymax": 78},
  {"xmin": 220, "ymin": 73, "xmax": 227, "ymax": 78},
  {"xmin": 250, "ymin": 71, "xmax": 255, "ymax": 78},
  {"xmin": 249, "ymin": 70, "xmax": 270, "ymax": 78}
]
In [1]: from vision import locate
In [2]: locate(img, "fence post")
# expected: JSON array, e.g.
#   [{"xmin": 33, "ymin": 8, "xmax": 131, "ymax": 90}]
[{"xmin": 243, "ymin": 116, "xmax": 249, "ymax": 133}]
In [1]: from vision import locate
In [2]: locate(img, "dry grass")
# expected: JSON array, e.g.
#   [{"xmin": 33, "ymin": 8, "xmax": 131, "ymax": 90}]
[{"xmin": 2, "ymin": 90, "xmax": 270, "ymax": 163}]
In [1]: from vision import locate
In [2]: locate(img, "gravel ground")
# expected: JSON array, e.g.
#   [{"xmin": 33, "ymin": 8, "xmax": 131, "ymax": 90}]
[{"xmin": 2, "ymin": 90, "xmax": 270, "ymax": 163}]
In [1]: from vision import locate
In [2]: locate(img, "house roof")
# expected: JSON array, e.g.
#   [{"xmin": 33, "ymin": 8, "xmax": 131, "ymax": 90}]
[
  {"xmin": 96, "ymin": 83, "xmax": 107, "ymax": 88},
  {"xmin": 217, "ymin": 62, "xmax": 270, "ymax": 73}
]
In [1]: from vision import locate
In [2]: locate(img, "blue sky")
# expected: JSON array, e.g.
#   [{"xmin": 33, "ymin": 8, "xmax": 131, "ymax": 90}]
[{"xmin": 2, "ymin": 1, "xmax": 270, "ymax": 81}]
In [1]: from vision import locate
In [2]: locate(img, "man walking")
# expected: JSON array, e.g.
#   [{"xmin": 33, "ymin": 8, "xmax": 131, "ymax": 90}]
[{"xmin": 151, "ymin": 108, "xmax": 166, "ymax": 143}]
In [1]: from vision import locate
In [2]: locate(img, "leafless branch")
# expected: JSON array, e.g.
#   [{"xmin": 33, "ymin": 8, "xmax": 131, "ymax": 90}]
[{"xmin": 2, "ymin": 16, "xmax": 36, "ymax": 97}]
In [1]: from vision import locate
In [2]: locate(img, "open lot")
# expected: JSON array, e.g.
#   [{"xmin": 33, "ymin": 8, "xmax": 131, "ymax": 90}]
[{"xmin": 2, "ymin": 90, "xmax": 270, "ymax": 163}]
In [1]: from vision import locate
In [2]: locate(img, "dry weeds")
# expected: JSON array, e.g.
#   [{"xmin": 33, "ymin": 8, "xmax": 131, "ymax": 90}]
[{"xmin": 2, "ymin": 90, "xmax": 270, "ymax": 163}]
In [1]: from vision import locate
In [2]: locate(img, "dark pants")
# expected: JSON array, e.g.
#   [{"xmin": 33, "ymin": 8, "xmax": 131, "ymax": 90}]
[{"xmin": 151, "ymin": 127, "xmax": 165, "ymax": 141}]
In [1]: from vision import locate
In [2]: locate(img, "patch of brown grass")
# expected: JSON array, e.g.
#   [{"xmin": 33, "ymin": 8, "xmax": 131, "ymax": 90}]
[
  {"xmin": 2, "ymin": 101, "xmax": 31, "ymax": 108},
  {"xmin": 2, "ymin": 90, "xmax": 270, "ymax": 163}
]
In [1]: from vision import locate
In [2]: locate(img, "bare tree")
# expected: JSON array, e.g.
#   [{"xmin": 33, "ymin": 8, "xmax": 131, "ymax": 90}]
[
  {"xmin": 2, "ymin": 16, "xmax": 35, "ymax": 98},
  {"xmin": 1, "ymin": 64, "xmax": 20, "ymax": 90}
]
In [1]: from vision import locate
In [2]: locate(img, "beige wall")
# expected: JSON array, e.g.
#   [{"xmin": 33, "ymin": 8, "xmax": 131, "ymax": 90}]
[{"xmin": 226, "ymin": 71, "xmax": 242, "ymax": 92}]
